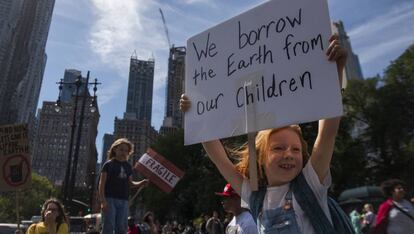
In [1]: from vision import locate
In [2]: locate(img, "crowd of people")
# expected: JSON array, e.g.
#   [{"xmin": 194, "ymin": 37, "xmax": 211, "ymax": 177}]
[
  {"xmin": 347, "ymin": 179, "xmax": 414, "ymax": 234},
  {"xmin": 14, "ymin": 35, "xmax": 414, "ymax": 234},
  {"xmin": 19, "ymin": 177, "xmax": 414, "ymax": 234}
]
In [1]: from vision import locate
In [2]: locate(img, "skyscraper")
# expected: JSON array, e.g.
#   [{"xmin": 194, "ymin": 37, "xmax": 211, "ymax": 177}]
[
  {"xmin": 0, "ymin": 0, "xmax": 55, "ymax": 126},
  {"xmin": 0, "ymin": 0, "xmax": 24, "ymax": 75},
  {"xmin": 161, "ymin": 46, "xmax": 186, "ymax": 134},
  {"xmin": 33, "ymin": 100, "xmax": 99, "ymax": 187},
  {"xmin": 125, "ymin": 55, "xmax": 155, "ymax": 121},
  {"xmin": 112, "ymin": 54, "xmax": 158, "ymax": 162},
  {"xmin": 61, "ymin": 69, "xmax": 89, "ymax": 102},
  {"xmin": 101, "ymin": 133, "xmax": 114, "ymax": 162},
  {"xmin": 332, "ymin": 21, "xmax": 364, "ymax": 88}
]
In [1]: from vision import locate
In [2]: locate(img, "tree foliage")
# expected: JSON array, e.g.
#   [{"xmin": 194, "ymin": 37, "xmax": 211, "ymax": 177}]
[
  {"xmin": 139, "ymin": 129, "xmax": 225, "ymax": 223},
  {"xmin": 343, "ymin": 44, "xmax": 414, "ymax": 193},
  {"xmin": 0, "ymin": 173, "xmax": 57, "ymax": 222}
]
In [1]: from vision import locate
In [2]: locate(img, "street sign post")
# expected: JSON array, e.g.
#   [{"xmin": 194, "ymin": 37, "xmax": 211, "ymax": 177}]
[{"xmin": 0, "ymin": 124, "xmax": 31, "ymax": 191}]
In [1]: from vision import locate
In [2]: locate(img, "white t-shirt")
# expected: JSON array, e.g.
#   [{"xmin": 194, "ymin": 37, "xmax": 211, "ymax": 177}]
[
  {"xmin": 387, "ymin": 199, "xmax": 414, "ymax": 234},
  {"xmin": 241, "ymin": 161, "xmax": 332, "ymax": 234},
  {"xmin": 226, "ymin": 211, "xmax": 258, "ymax": 234}
]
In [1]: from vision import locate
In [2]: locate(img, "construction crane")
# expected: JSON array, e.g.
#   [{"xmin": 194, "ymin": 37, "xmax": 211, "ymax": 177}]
[{"xmin": 159, "ymin": 8, "xmax": 171, "ymax": 49}]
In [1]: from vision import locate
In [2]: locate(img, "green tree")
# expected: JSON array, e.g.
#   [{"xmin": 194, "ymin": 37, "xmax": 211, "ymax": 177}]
[
  {"xmin": 139, "ymin": 130, "xmax": 226, "ymax": 223},
  {"xmin": 0, "ymin": 173, "xmax": 57, "ymax": 222},
  {"xmin": 344, "ymin": 44, "xmax": 414, "ymax": 192},
  {"xmin": 299, "ymin": 118, "xmax": 368, "ymax": 197}
]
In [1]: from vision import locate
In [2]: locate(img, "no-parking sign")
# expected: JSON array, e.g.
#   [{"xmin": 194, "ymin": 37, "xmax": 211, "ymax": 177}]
[{"xmin": 0, "ymin": 124, "xmax": 31, "ymax": 191}]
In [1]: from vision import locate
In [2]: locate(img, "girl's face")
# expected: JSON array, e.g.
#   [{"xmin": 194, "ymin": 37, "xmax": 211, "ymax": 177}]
[
  {"xmin": 114, "ymin": 143, "xmax": 130, "ymax": 160},
  {"xmin": 263, "ymin": 128, "xmax": 303, "ymax": 186}
]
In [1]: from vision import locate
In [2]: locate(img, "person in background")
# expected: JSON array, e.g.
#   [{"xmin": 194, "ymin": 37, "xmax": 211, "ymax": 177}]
[
  {"xmin": 374, "ymin": 179, "xmax": 414, "ymax": 234},
  {"xmin": 128, "ymin": 216, "xmax": 140, "ymax": 234},
  {"xmin": 26, "ymin": 198, "xmax": 68, "ymax": 234},
  {"xmin": 349, "ymin": 206, "xmax": 362, "ymax": 234},
  {"xmin": 361, "ymin": 203, "xmax": 376, "ymax": 234},
  {"xmin": 206, "ymin": 211, "xmax": 223, "ymax": 234},
  {"xmin": 99, "ymin": 138, "xmax": 149, "ymax": 234},
  {"xmin": 199, "ymin": 214, "xmax": 210, "ymax": 234},
  {"xmin": 142, "ymin": 211, "xmax": 159, "ymax": 234},
  {"xmin": 215, "ymin": 183, "xmax": 257, "ymax": 234}
]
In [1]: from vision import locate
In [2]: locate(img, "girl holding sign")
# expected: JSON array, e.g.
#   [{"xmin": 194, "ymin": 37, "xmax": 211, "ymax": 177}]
[{"xmin": 181, "ymin": 35, "xmax": 348, "ymax": 234}]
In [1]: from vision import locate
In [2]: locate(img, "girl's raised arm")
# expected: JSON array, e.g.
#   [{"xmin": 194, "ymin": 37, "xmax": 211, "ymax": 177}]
[
  {"xmin": 310, "ymin": 35, "xmax": 347, "ymax": 182},
  {"xmin": 180, "ymin": 94, "xmax": 243, "ymax": 194},
  {"xmin": 202, "ymin": 140, "xmax": 244, "ymax": 194}
]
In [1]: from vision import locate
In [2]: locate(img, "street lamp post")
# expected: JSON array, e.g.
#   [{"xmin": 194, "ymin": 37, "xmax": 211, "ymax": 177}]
[
  {"xmin": 56, "ymin": 71, "xmax": 100, "ymax": 211},
  {"xmin": 89, "ymin": 171, "xmax": 96, "ymax": 213}
]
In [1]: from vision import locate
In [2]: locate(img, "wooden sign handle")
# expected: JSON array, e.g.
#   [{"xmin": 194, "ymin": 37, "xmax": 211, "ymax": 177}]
[{"xmin": 247, "ymin": 133, "xmax": 258, "ymax": 191}]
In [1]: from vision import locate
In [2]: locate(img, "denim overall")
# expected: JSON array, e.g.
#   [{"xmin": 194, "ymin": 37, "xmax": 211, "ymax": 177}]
[
  {"xmin": 256, "ymin": 189, "xmax": 301, "ymax": 234},
  {"xmin": 250, "ymin": 172, "xmax": 355, "ymax": 234}
]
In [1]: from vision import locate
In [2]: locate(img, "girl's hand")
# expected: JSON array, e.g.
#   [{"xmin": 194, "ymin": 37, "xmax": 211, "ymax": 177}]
[
  {"xmin": 45, "ymin": 210, "xmax": 57, "ymax": 223},
  {"xmin": 179, "ymin": 94, "xmax": 191, "ymax": 112},
  {"xmin": 326, "ymin": 34, "xmax": 347, "ymax": 72},
  {"xmin": 44, "ymin": 210, "xmax": 58, "ymax": 233},
  {"xmin": 141, "ymin": 179, "xmax": 150, "ymax": 187}
]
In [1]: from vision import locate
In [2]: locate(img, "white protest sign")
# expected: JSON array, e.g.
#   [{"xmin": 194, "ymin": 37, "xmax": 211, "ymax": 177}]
[{"xmin": 184, "ymin": 0, "xmax": 343, "ymax": 145}]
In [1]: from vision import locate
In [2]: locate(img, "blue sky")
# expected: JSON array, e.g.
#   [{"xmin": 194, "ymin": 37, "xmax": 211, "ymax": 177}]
[{"xmin": 38, "ymin": 0, "xmax": 414, "ymax": 162}]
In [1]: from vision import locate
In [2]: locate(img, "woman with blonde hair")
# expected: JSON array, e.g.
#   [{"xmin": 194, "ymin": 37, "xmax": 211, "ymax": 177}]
[{"xmin": 361, "ymin": 203, "xmax": 375, "ymax": 233}]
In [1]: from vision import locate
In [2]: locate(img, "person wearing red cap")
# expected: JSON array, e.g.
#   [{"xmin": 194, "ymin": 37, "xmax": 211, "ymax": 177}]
[{"xmin": 216, "ymin": 184, "xmax": 258, "ymax": 234}]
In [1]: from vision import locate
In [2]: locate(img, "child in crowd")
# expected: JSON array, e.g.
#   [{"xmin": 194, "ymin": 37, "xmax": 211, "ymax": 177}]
[{"xmin": 99, "ymin": 138, "xmax": 149, "ymax": 234}]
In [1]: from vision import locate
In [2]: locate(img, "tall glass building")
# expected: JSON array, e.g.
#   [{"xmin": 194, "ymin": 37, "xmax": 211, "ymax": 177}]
[
  {"xmin": 125, "ymin": 55, "xmax": 155, "ymax": 122},
  {"xmin": 164, "ymin": 46, "xmax": 186, "ymax": 129}
]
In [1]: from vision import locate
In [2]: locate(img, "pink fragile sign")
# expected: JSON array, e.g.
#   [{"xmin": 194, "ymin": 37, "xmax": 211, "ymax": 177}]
[{"xmin": 134, "ymin": 148, "xmax": 185, "ymax": 193}]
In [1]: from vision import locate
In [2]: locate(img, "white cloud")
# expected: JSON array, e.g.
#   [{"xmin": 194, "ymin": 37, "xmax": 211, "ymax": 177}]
[
  {"xmin": 359, "ymin": 35, "xmax": 414, "ymax": 64},
  {"xmin": 88, "ymin": 0, "xmax": 169, "ymax": 107},
  {"xmin": 348, "ymin": 3, "xmax": 414, "ymax": 41},
  {"xmin": 348, "ymin": 2, "xmax": 414, "ymax": 72}
]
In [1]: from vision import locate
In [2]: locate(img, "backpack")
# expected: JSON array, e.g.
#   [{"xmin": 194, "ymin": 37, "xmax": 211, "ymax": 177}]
[{"xmin": 250, "ymin": 172, "xmax": 355, "ymax": 234}]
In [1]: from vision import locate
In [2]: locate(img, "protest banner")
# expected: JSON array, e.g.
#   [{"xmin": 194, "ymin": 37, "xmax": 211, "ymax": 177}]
[
  {"xmin": 184, "ymin": 0, "xmax": 342, "ymax": 145},
  {"xmin": 0, "ymin": 124, "xmax": 31, "ymax": 191},
  {"xmin": 134, "ymin": 148, "xmax": 184, "ymax": 193}
]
